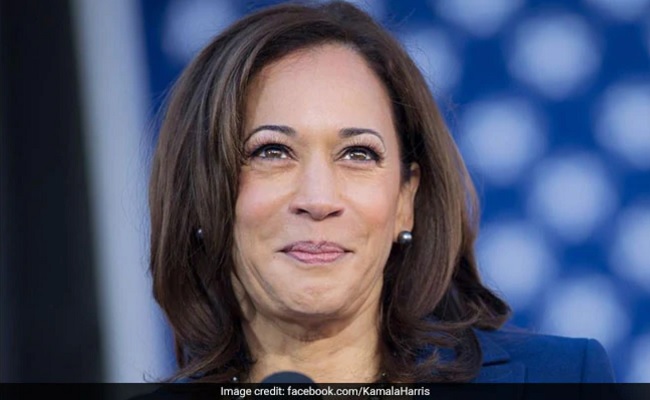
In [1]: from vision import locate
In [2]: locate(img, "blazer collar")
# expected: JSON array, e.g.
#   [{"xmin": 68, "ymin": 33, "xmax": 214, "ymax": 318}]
[
  {"xmin": 473, "ymin": 329, "xmax": 526, "ymax": 383},
  {"xmin": 475, "ymin": 329, "xmax": 510, "ymax": 365}
]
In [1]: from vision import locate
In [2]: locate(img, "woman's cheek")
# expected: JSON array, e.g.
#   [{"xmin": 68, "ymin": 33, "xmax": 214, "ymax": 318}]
[
  {"xmin": 237, "ymin": 171, "xmax": 292, "ymax": 224},
  {"xmin": 342, "ymin": 176, "xmax": 400, "ymax": 230}
]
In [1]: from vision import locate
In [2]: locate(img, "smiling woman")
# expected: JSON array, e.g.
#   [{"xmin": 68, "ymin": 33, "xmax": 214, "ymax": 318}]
[
  {"xmin": 233, "ymin": 45, "xmax": 419, "ymax": 382},
  {"xmin": 148, "ymin": 0, "xmax": 615, "ymax": 384}
]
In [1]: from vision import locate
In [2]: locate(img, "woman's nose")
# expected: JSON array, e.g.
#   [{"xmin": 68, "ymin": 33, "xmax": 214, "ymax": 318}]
[{"xmin": 289, "ymin": 161, "xmax": 344, "ymax": 221}]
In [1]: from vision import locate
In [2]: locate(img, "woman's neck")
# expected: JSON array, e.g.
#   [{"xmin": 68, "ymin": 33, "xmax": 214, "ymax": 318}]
[{"xmin": 242, "ymin": 306, "xmax": 381, "ymax": 383}]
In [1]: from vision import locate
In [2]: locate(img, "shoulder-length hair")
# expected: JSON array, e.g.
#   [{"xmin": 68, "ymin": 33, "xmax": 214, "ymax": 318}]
[{"xmin": 149, "ymin": 0, "xmax": 510, "ymax": 383}]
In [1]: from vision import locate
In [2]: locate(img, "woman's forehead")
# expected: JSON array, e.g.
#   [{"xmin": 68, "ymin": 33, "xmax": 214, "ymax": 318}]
[{"xmin": 244, "ymin": 44, "xmax": 395, "ymax": 136}]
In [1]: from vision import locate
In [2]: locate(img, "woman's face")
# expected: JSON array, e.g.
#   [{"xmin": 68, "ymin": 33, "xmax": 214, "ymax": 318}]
[{"xmin": 233, "ymin": 44, "xmax": 419, "ymax": 324}]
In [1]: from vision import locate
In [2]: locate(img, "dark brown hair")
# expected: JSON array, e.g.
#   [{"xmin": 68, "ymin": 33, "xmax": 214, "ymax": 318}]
[{"xmin": 149, "ymin": 0, "xmax": 510, "ymax": 383}]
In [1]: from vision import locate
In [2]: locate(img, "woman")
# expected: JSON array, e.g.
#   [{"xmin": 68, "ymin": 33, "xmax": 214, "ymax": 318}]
[{"xmin": 148, "ymin": 0, "xmax": 615, "ymax": 383}]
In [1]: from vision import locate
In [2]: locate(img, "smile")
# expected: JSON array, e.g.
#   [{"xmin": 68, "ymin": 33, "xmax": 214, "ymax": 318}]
[{"xmin": 280, "ymin": 241, "xmax": 350, "ymax": 265}]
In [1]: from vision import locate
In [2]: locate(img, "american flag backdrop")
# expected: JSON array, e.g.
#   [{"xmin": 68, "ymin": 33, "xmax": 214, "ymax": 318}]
[{"xmin": 137, "ymin": 0, "xmax": 650, "ymax": 382}]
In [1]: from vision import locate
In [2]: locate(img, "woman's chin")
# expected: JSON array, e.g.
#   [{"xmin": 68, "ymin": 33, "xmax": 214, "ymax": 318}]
[
  {"xmin": 274, "ymin": 298, "xmax": 352, "ymax": 324},
  {"xmin": 262, "ymin": 282, "xmax": 380, "ymax": 327}
]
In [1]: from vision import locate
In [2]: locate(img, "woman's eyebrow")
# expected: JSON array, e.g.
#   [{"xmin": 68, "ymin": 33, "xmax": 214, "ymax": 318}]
[
  {"xmin": 246, "ymin": 124, "xmax": 296, "ymax": 141},
  {"xmin": 245, "ymin": 125, "xmax": 385, "ymax": 145},
  {"xmin": 339, "ymin": 127, "xmax": 385, "ymax": 145}
]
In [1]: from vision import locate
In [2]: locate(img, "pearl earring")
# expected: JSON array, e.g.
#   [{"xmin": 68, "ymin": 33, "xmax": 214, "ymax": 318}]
[{"xmin": 397, "ymin": 230, "xmax": 412, "ymax": 245}]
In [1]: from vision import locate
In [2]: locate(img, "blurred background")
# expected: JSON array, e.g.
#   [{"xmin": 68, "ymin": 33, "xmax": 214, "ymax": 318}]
[{"xmin": 1, "ymin": 0, "xmax": 648, "ymax": 383}]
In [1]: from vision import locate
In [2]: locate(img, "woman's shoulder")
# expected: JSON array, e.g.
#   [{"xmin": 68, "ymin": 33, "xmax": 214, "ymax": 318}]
[{"xmin": 472, "ymin": 327, "xmax": 616, "ymax": 383}]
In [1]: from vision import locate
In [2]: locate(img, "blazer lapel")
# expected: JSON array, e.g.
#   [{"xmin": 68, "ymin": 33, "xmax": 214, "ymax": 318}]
[{"xmin": 472, "ymin": 329, "xmax": 526, "ymax": 383}]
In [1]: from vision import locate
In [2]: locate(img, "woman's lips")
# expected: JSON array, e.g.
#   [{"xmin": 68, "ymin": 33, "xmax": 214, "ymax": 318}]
[{"xmin": 281, "ymin": 241, "xmax": 349, "ymax": 264}]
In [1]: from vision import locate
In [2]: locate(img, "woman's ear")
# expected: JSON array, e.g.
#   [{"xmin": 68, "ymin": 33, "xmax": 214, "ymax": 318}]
[{"xmin": 395, "ymin": 163, "xmax": 420, "ymax": 237}]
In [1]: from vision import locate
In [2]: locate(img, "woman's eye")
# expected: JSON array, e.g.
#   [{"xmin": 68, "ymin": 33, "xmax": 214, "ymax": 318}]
[
  {"xmin": 252, "ymin": 144, "xmax": 290, "ymax": 159},
  {"xmin": 343, "ymin": 147, "xmax": 379, "ymax": 162}
]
